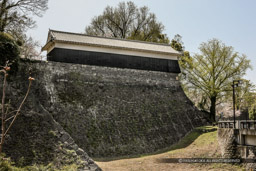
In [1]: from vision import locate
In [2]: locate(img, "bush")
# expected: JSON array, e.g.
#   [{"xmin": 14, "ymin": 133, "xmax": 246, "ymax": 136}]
[
  {"xmin": 0, "ymin": 155, "xmax": 20, "ymax": 171},
  {"xmin": 0, "ymin": 155, "xmax": 79, "ymax": 171},
  {"xmin": 0, "ymin": 32, "xmax": 20, "ymax": 74},
  {"xmin": 249, "ymin": 105, "xmax": 256, "ymax": 120}
]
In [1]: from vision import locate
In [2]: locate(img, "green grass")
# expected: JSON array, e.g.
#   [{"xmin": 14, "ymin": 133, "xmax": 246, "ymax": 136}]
[
  {"xmin": 0, "ymin": 157, "xmax": 79, "ymax": 171},
  {"xmin": 97, "ymin": 126, "xmax": 246, "ymax": 171},
  {"xmin": 195, "ymin": 125, "xmax": 218, "ymax": 130},
  {"xmin": 193, "ymin": 131, "xmax": 216, "ymax": 146}
]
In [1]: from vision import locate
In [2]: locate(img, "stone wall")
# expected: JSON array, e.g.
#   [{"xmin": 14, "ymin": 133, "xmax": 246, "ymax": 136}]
[
  {"xmin": 218, "ymin": 128, "xmax": 256, "ymax": 170},
  {"xmin": 29, "ymin": 61, "xmax": 205, "ymax": 158},
  {"xmin": 245, "ymin": 146, "xmax": 256, "ymax": 170},
  {"xmin": 3, "ymin": 60, "xmax": 206, "ymax": 163},
  {"xmin": 1, "ymin": 62, "xmax": 101, "ymax": 170},
  {"xmin": 4, "ymin": 107, "xmax": 101, "ymax": 170},
  {"xmin": 217, "ymin": 128, "xmax": 239, "ymax": 158}
]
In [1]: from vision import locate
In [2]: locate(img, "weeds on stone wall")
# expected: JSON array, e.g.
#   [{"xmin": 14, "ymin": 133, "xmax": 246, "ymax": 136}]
[
  {"xmin": 0, "ymin": 61, "xmax": 34, "ymax": 154},
  {"xmin": 0, "ymin": 154, "xmax": 79, "ymax": 171}
]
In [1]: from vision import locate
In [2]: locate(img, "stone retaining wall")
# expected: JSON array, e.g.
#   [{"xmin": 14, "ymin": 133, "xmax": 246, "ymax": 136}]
[
  {"xmin": 218, "ymin": 128, "xmax": 239, "ymax": 158},
  {"xmin": 3, "ymin": 60, "xmax": 206, "ymax": 163},
  {"xmin": 218, "ymin": 128, "xmax": 256, "ymax": 170},
  {"xmin": 30, "ymin": 61, "xmax": 206, "ymax": 158}
]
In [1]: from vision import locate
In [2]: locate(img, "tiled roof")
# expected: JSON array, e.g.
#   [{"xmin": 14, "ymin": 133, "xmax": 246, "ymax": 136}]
[{"xmin": 42, "ymin": 30, "xmax": 180, "ymax": 55}]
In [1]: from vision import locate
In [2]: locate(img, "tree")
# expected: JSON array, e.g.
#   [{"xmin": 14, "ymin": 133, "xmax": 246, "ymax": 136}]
[
  {"xmin": 234, "ymin": 80, "xmax": 256, "ymax": 119},
  {"xmin": 85, "ymin": 1, "xmax": 169, "ymax": 43},
  {"xmin": 171, "ymin": 34, "xmax": 184, "ymax": 52},
  {"xmin": 20, "ymin": 35, "xmax": 42, "ymax": 59},
  {"xmin": 0, "ymin": 0, "xmax": 48, "ymax": 33},
  {"xmin": 170, "ymin": 34, "xmax": 192, "ymax": 71},
  {"xmin": 249, "ymin": 100, "xmax": 256, "ymax": 120},
  {"xmin": 182, "ymin": 39, "xmax": 251, "ymax": 122},
  {"xmin": 234, "ymin": 80, "xmax": 255, "ymax": 110},
  {"xmin": 0, "ymin": 0, "xmax": 48, "ymax": 61},
  {"xmin": 0, "ymin": 32, "xmax": 19, "ymax": 73}
]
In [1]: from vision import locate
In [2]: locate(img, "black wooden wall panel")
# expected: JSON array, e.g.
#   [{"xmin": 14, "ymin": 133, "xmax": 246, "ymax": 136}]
[{"xmin": 47, "ymin": 48, "xmax": 181, "ymax": 73}]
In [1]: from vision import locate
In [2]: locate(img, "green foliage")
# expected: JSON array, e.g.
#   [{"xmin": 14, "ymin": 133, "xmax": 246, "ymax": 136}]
[
  {"xmin": 0, "ymin": 32, "xmax": 20, "ymax": 73},
  {"xmin": 0, "ymin": 155, "xmax": 79, "ymax": 171},
  {"xmin": 0, "ymin": 156, "xmax": 20, "ymax": 171},
  {"xmin": 234, "ymin": 79, "xmax": 256, "ymax": 112},
  {"xmin": 170, "ymin": 34, "xmax": 184, "ymax": 52},
  {"xmin": 48, "ymin": 130, "xmax": 57, "ymax": 137},
  {"xmin": 170, "ymin": 34, "xmax": 191, "ymax": 71},
  {"xmin": 85, "ymin": 1, "xmax": 169, "ymax": 43},
  {"xmin": 249, "ymin": 102, "xmax": 256, "ymax": 120},
  {"xmin": 0, "ymin": 0, "xmax": 48, "ymax": 59},
  {"xmin": 181, "ymin": 39, "xmax": 251, "ymax": 122}
]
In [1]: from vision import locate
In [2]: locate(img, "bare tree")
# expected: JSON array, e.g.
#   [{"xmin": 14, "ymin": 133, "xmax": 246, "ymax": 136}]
[
  {"xmin": 0, "ymin": 0, "xmax": 48, "ymax": 32},
  {"xmin": 85, "ymin": 1, "xmax": 169, "ymax": 43},
  {"xmin": 0, "ymin": 0, "xmax": 48, "ymax": 62},
  {"xmin": 20, "ymin": 35, "xmax": 42, "ymax": 59},
  {"xmin": 0, "ymin": 62, "xmax": 34, "ymax": 153}
]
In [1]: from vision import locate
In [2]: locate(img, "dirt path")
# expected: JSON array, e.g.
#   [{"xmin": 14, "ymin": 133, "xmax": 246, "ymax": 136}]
[{"xmin": 95, "ymin": 129, "xmax": 244, "ymax": 171}]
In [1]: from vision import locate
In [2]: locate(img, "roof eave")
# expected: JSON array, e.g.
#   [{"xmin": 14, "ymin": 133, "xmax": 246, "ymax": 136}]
[
  {"xmin": 41, "ymin": 41, "xmax": 54, "ymax": 52},
  {"xmin": 53, "ymin": 40, "xmax": 181, "ymax": 56}
]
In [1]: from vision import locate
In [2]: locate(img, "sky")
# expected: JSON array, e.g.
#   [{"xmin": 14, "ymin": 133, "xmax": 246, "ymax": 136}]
[{"xmin": 27, "ymin": 0, "xmax": 256, "ymax": 84}]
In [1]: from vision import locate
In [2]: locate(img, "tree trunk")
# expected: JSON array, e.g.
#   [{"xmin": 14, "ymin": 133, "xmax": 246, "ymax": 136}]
[
  {"xmin": 210, "ymin": 96, "xmax": 216, "ymax": 122},
  {"xmin": 0, "ymin": 0, "xmax": 8, "ymax": 32}
]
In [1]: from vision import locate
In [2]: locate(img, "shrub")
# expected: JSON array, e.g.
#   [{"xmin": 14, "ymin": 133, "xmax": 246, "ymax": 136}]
[
  {"xmin": 0, "ymin": 32, "xmax": 20, "ymax": 74},
  {"xmin": 249, "ymin": 105, "xmax": 256, "ymax": 120}
]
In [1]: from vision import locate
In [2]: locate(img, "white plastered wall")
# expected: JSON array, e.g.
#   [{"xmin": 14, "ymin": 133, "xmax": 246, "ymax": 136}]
[{"xmin": 49, "ymin": 42, "xmax": 178, "ymax": 60}]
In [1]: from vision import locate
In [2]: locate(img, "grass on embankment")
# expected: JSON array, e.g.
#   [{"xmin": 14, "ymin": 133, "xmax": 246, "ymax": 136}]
[
  {"xmin": 94, "ymin": 125, "xmax": 218, "ymax": 162},
  {"xmin": 96, "ymin": 126, "xmax": 245, "ymax": 171}
]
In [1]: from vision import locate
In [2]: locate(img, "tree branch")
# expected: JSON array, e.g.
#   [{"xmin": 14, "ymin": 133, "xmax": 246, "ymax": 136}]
[{"xmin": 4, "ymin": 79, "xmax": 32, "ymax": 137}]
